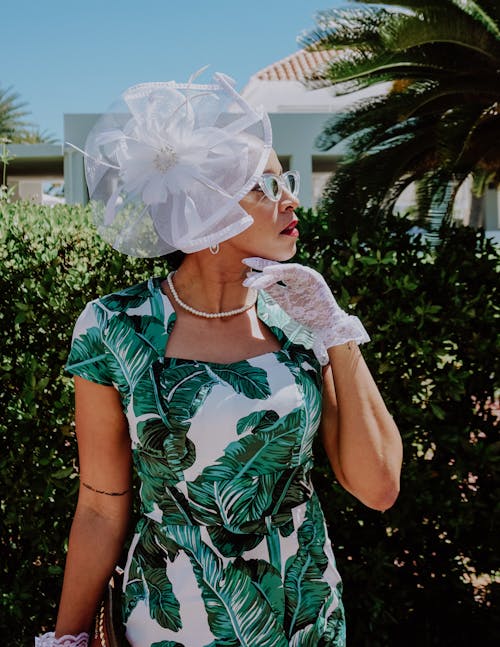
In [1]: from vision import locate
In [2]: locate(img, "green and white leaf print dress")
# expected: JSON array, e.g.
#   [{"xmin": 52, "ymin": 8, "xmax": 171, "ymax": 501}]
[{"xmin": 66, "ymin": 277, "xmax": 346, "ymax": 647}]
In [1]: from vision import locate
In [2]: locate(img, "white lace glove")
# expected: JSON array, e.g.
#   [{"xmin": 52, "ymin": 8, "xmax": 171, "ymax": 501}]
[
  {"xmin": 243, "ymin": 257, "xmax": 370, "ymax": 365},
  {"xmin": 35, "ymin": 632, "xmax": 89, "ymax": 647}
]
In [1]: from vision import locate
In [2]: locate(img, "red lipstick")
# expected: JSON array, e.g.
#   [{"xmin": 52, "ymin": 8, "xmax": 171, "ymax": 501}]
[{"xmin": 280, "ymin": 219, "xmax": 299, "ymax": 237}]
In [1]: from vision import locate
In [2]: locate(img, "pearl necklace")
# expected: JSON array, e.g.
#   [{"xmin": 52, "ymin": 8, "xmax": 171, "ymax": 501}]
[{"xmin": 166, "ymin": 272, "xmax": 257, "ymax": 319}]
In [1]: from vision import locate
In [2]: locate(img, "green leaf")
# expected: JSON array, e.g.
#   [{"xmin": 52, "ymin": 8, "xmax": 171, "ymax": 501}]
[
  {"xmin": 123, "ymin": 554, "xmax": 146, "ymax": 623},
  {"xmin": 284, "ymin": 496, "xmax": 332, "ymax": 636},
  {"xmin": 209, "ymin": 361, "xmax": 272, "ymax": 399},
  {"xmin": 207, "ymin": 525, "xmax": 263, "ymax": 558},
  {"xmin": 99, "ymin": 280, "xmax": 152, "ymax": 311},
  {"xmin": 168, "ymin": 525, "xmax": 289, "ymax": 647},
  {"xmin": 142, "ymin": 564, "xmax": 182, "ymax": 631},
  {"xmin": 66, "ymin": 325, "xmax": 111, "ymax": 385},
  {"xmin": 236, "ymin": 409, "xmax": 279, "ymax": 436},
  {"xmin": 234, "ymin": 557, "xmax": 285, "ymax": 625},
  {"xmin": 103, "ymin": 312, "xmax": 161, "ymax": 392}
]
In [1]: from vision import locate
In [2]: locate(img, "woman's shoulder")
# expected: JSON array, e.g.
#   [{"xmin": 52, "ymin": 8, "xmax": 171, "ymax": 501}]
[
  {"xmin": 87, "ymin": 276, "xmax": 165, "ymax": 313},
  {"xmin": 67, "ymin": 277, "xmax": 169, "ymax": 384},
  {"xmin": 96, "ymin": 277, "xmax": 161, "ymax": 310},
  {"xmin": 74, "ymin": 277, "xmax": 166, "ymax": 330}
]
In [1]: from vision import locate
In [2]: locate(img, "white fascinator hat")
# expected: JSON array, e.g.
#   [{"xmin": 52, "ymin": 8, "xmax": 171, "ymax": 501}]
[{"xmin": 82, "ymin": 70, "xmax": 272, "ymax": 257}]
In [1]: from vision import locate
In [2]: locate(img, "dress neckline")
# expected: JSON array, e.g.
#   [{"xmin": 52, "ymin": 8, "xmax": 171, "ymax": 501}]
[{"xmin": 152, "ymin": 277, "xmax": 290, "ymax": 366}]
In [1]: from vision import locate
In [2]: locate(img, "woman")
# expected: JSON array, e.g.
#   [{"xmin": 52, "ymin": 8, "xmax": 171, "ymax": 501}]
[{"xmin": 37, "ymin": 72, "xmax": 402, "ymax": 646}]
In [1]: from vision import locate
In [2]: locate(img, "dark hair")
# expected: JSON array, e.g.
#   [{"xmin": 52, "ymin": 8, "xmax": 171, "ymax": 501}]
[{"xmin": 165, "ymin": 250, "xmax": 186, "ymax": 270}]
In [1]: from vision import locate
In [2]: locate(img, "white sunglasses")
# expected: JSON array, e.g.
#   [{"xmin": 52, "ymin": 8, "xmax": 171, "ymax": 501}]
[{"xmin": 252, "ymin": 170, "xmax": 300, "ymax": 202}]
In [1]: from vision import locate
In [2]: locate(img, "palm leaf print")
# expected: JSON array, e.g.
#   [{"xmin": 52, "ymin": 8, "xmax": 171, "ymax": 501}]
[
  {"xmin": 136, "ymin": 418, "xmax": 175, "ymax": 454},
  {"xmin": 151, "ymin": 277, "xmax": 170, "ymax": 322},
  {"xmin": 102, "ymin": 313, "xmax": 160, "ymax": 392},
  {"xmin": 288, "ymin": 586, "xmax": 345, "ymax": 646},
  {"xmin": 202, "ymin": 408, "xmax": 302, "ymax": 481},
  {"xmin": 99, "ymin": 280, "xmax": 152, "ymax": 312},
  {"xmin": 125, "ymin": 521, "xmax": 183, "ymax": 630},
  {"xmin": 288, "ymin": 623, "xmax": 323, "ymax": 647},
  {"xmin": 286, "ymin": 344, "xmax": 322, "ymax": 392},
  {"xmin": 208, "ymin": 362, "xmax": 271, "ymax": 399},
  {"xmin": 155, "ymin": 362, "xmax": 219, "ymax": 479},
  {"xmin": 66, "ymin": 325, "xmax": 110, "ymax": 384},
  {"xmin": 157, "ymin": 362, "xmax": 218, "ymax": 424},
  {"xmin": 132, "ymin": 368, "xmax": 163, "ymax": 418},
  {"xmin": 141, "ymin": 563, "xmax": 182, "ymax": 631},
  {"xmin": 136, "ymin": 419, "xmax": 197, "ymax": 478},
  {"xmin": 188, "ymin": 403, "xmax": 317, "ymax": 533},
  {"xmin": 128, "ymin": 313, "xmax": 168, "ymax": 357},
  {"xmin": 207, "ymin": 525, "xmax": 263, "ymax": 558},
  {"xmin": 168, "ymin": 525, "xmax": 289, "ymax": 647},
  {"xmin": 151, "ymin": 641, "xmax": 184, "ymax": 647},
  {"xmin": 123, "ymin": 553, "xmax": 146, "ymax": 623},
  {"xmin": 236, "ymin": 409, "xmax": 279, "ymax": 436},
  {"xmin": 320, "ymin": 600, "xmax": 346, "ymax": 647},
  {"xmin": 233, "ymin": 557, "xmax": 285, "ymax": 625},
  {"xmin": 268, "ymin": 467, "xmax": 314, "ymax": 524},
  {"xmin": 133, "ymin": 450, "xmax": 195, "ymax": 523},
  {"xmin": 277, "ymin": 353, "xmax": 323, "ymax": 467},
  {"xmin": 139, "ymin": 517, "xmax": 180, "ymax": 564},
  {"xmin": 284, "ymin": 495, "xmax": 331, "ymax": 637},
  {"xmin": 266, "ymin": 524, "xmax": 282, "ymax": 575},
  {"xmin": 188, "ymin": 411, "xmax": 302, "ymax": 530}
]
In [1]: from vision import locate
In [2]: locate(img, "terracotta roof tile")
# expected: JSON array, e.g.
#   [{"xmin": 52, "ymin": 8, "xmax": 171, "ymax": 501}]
[{"xmin": 253, "ymin": 49, "xmax": 335, "ymax": 82}]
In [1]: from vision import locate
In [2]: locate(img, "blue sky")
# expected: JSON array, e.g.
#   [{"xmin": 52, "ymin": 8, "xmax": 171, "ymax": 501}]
[{"xmin": 4, "ymin": 0, "xmax": 345, "ymax": 142}]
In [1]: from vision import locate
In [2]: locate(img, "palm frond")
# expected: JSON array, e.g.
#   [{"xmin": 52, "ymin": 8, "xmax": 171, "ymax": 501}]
[
  {"xmin": 384, "ymin": 7, "xmax": 500, "ymax": 60},
  {"xmin": 322, "ymin": 119, "xmax": 440, "ymax": 209},
  {"xmin": 315, "ymin": 77, "xmax": 480, "ymax": 151},
  {"xmin": 305, "ymin": 47, "xmax": 454, "ymax": 93},
  {"xmin": 416, "ymin": 171, "xmax": 467, "ymax": 230},
  {"xmin": 471, "ymin": 168, "xmax": 498, "ymax": 196},
  {"xmin": 350, "ymin": 0, "xmax": 500, "ymax": 34},
  {"xmin": 352, "ymin": 0, "xmax": 500, "ymax": 37},
  {"xmin": 304, "ymin": 0, "xmax": 500, "ymax": 231},
  {"xmin": 303, "ymin": 5, "xmax": 499, "ymax": 93},
  {"xmin": 447, "ymin": 0, "xmax": 500, "ymax": 37},
  {"xmin": 0, "ymin": 86, "xmax": 33, "ymax": 138},
  {"xmin": 301, "ymin": 7, "xmax": 391, "ymax": 52},
  {"xmin": 11, "ymin": 128, "xmax": 59, "ymax": 144}
]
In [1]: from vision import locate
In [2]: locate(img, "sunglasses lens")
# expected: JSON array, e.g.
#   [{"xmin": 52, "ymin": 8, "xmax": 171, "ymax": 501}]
[
  {"xmin": 262, "ymin": 175, "xmax": 281, "ymax": 200},
  {"xmin": 284, "ymin": 172, "xmax": 299, "ymax": 196}
]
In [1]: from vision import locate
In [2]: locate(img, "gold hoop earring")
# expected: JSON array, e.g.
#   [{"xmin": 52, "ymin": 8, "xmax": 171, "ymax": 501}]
[{"xmin": 209, "ymin": 243, "xmax": 220, "ymax": 255}]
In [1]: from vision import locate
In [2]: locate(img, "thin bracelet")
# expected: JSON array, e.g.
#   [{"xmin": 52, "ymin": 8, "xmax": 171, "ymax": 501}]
[{"xmin": 81, "ymin": 481, "xmax": 130, "ymax": 496}]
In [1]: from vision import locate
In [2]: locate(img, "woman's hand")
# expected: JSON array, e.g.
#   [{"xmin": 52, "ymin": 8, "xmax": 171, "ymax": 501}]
[{"xmin": 242, "ymin": 258, "xmax": 369, "ymax": 361}]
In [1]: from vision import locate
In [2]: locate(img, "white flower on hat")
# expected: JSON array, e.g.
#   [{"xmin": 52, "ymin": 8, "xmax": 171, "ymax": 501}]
[{"xmin": 116, "ymin": 87, "xmax": 233, "ymax": 205}]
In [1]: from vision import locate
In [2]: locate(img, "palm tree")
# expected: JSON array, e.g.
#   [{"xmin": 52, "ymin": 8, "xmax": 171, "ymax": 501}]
[
  {"xmin": 12, "ymin": 128, "xmax": 58, "ymax": 145},
  {"xmin": 0, "ymin": 85, "xmax": 55, "ymax": 143},
  {"xmin": 0, "ymin": 86, "xmax": 32, "ymax": 140},
  {"xmin": 299, "ymin": 0, "xmax": 500, "ymax": 235}
]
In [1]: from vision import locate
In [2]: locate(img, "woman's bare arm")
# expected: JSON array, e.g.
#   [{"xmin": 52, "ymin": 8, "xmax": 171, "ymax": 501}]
[
  {"xmin": 320, "ymin": 342, "xmax": 403, "ymax": 511},
  {"xmin": 55, "ymin": 377, "xmax": 132, "ymax": 637}
]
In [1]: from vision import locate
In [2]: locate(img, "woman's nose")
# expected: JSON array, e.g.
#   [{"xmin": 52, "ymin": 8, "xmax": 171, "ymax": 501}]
[{"xmin": 280, "ymin": 190, "xmax": 300, "ymax": 209}]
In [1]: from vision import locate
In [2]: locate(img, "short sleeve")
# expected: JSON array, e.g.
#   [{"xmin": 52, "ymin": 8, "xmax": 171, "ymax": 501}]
[{"xmin": 65, "ymin": 301, "xmax": 114, "ymax": 386}]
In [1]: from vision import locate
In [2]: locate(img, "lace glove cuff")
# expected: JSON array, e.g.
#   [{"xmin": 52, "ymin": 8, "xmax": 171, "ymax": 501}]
[
  {"xmin": 35, "ymin": 632, "xmax": 89, "ymax": 647},
  {"xmin": 320, "ymin": 312, "xmax": 370, "ymax": 350},
  {"xmin": 312, "ymin": 315, "xmax": 370, "ymax": 367}
]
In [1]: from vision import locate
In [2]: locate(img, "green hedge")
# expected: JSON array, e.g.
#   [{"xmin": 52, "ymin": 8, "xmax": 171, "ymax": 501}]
[{"xmin": 1, "ymin": 202, "xmax": 498, "ymax": 646}]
